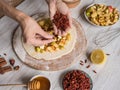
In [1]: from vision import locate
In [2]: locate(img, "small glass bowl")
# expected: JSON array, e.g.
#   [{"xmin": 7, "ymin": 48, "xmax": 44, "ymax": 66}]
[{"xmin": 28, "ymin": 75, "xmax": 51, "ymax": 90}]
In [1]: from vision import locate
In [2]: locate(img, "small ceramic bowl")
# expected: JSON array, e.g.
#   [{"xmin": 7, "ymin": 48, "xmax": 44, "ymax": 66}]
[
  {"xmin": 62, "ymin": 70, "xmax": 93, "ymax": 90},
  {"xmin": 84, "ymin": 4, "xmax": 120, "ymax": 27},
  {"xmin": 63, "ymin": 0, "xmax": 80, "ymax": 8},
  {"xmin": 28, "ymin": 75, "xmax": 51, "ymax": 90}
]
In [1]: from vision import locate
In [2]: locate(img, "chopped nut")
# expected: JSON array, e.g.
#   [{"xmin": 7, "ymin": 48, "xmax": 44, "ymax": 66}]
[
  {"xmin": 86, "ymin": 65, "xmax": 90, "ymax": 68},
  {"xmin": 0, "ymin": 58, "xmax": 7, "ymax": 67},
  {"xmin": 85, "ymin": 59, "xmax": 87, "ymax": 63},
  {"xmin": 9, "ymin": 59, "xmax": 15, "ymax": 66},
  {"xmin": 3, "ymin": 53, "xmax": 7, "ymax": 56},
  {"xmin": 14, "ymin": 66, "xmax": 20, "ymax": 71},
  {"xmin": 80, "ymin": 60, "xmax": 84, "ymax": 63},
  {"xmin": 106, "ymin": 54, "xmax": 110, "ymax": 56},
  {"xmin": 93, "ymin": 70, "xmax": 97, "ymax": 74},
  {"xmin": 80, "ymin": 63, "xmax": 84, "ymax": 66}
]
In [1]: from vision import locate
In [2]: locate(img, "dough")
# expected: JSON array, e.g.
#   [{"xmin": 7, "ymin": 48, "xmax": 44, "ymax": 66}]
[{"xmin": 22, "ymin": 26, "xmax": 77, "ymax": 60}]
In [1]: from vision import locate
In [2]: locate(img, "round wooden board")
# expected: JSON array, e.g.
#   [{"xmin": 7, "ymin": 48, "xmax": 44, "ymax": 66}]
[{"xmin": 12, "ymin": 16, "xmax": 87, "ymax": 71}]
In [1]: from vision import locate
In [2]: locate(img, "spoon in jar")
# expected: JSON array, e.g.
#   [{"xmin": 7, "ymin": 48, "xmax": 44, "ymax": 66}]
[{"xmin": 0, "ymin": 80, "xmax": 40, "ymax": 90}]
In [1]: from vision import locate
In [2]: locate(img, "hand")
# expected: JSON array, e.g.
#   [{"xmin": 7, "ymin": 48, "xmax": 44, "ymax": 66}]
[
  {"xmin": 0, "ymin": 1, "xmax": 53, "ymax": 46},
  {"xmin": 49, "ymin": 0, "xmax": 72, "ymax": 36},
  {"xmin": 21, "ymin": 16, "xmax": 53, "ymax": 46}
]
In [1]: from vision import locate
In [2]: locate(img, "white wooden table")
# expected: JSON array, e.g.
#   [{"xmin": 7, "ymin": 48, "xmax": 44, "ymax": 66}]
[{"xmin": 0, "ymin": 0, "xmax": 120, "ymax": 90}]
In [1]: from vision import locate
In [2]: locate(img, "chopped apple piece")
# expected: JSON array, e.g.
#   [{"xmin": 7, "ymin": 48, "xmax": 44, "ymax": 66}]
[
  {"xmin": 38, "ymin": 20, "xmax": 45, "ymax": 26},
  {"xmin": 35, "ymin": 47, "xmax": 41, "ymax": 52}
]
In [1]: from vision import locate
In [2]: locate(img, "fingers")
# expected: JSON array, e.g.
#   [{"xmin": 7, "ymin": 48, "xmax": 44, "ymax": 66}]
[
  {"xmin": 27, "ymin": 38, "xmax": 54, "ymax": 46},
  {"xmin": 53, "ymin": 24, "xmax": 58, "ymax": 35},
  {"xmin": 56, "ymin": 0, "xmax": 69, "ymax": 15},
  {"xmin": 67, "ymin": 12, "xmax": 72, "ymax": 28},
  {"xmin": 38, "ymin": 29, "xmax": 53, "ymax": 39},
  {"xmin": 58, "ymin": 30, "xmax": 62, "ymax": 36},
  {"xmin": 49, "ymin": 0, "xmax": 56, "ymax": 20}
]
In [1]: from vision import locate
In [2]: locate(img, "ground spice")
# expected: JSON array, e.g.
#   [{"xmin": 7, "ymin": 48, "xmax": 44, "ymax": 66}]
[{"xmin": 53, "ymin": 11, "xmax": 69, "ymax": 31}]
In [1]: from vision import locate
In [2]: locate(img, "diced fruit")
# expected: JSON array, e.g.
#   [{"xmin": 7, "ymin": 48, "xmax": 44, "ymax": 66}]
[
  {"xmin": 91, "ymin": 12, "xmax": 97, "ymax": 18},
  {"xmin": 86, "ymin": 8, "xmax": 92, "ymax": 13},
  {"xmin": 86, "ymin": 4, "xmax": 119, "ymax": 26},
  {"xmin": 66, "ymin": 33, "xmax": 71, "ymax": 40},
  {"xmin": 59, "ymin": 42, "xmax": 64, "ymax": 46},
  {"xmin": 86, "ymin": 12, "xmax": 91, "ymax": 17},
  {"xmin": 51, "ymin": 46, "xmax": 56, "ymax": 51},
  {"xmin": 90, "ymin": 49, "xmax": 107, "ymax": 64},
  {"xmin": 38, "ymin": 20, "xmax": 45, "ymax": 26},
  {"xmin": 108, "ymin": 6, "xmax": 113, "ymax": 12},
  {"xmin": 46, "ymin": 46, "xmax": 53, "ymax": 52},
  {"xmin": 59, "ymin": 45, "xmax": 64, "ymax": 50},
  {"xmin": 53, "ymin": 43, "xmax": 59, "ymax": 48},
  {"xmin": 35, "ymin": 18, "xmax": 71, "ymax": 53},
  {"xmin": 35, "ymin": 47, "xmax": 41, "ymax": 52},
  {"xmin": 40, "ymin": 49, "xmax": 44, "ymax": 53}
]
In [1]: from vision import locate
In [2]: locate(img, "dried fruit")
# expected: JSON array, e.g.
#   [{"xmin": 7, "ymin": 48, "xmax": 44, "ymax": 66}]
[
  {"xmin": 63, "ymin": 70, "xmax": 92, "ymax": 90},
  {"xmin": 3, "ymin": 53, "xmax": 7, "ymax": 56},
  {"xmin": 85, "ymin": 59, "xmax": 87, "ymax": 63},
  {"xmin": 93, "ymin": 70, "xmax": 97, "ymax": 74},
  {"xmin": 80, "ymin": 60, "xmax": 83, "ymax": 63},
  {"xmin": 53, "ymin": 11, "xmax": 69, "ymax": 31},
  {"xmin": 14, "ymin": 66, "xmax": 20, "ymax": 71},
  {"xmin": 9, "ymin": 59, "xmax": 15, "ymax": 66},
  {"xmin": 80, "ymin": 63, "xmax": 84, "ymax": 66},
  {"xmin": 86, "ymin": 65, "xmax": 90, "ymax": 68},
  {"xmin": 106, "ymin": 54, "xmax": 110, "ymax": 56}
]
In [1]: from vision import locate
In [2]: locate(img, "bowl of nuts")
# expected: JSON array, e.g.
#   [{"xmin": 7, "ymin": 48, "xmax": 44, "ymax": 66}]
[
  {"xmin": 84, "ymin": 4, "xmax": 119, "ymax": 26},
  {"xmin": 62, "ymin": 70, "xmax": 93, "ymax": 90}
]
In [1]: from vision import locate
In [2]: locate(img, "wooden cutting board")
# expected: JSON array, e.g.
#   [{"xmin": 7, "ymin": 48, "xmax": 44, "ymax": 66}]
[
  {"xmin": 12, "ymin": 13, "xmax": 87, "ymax": 71},
  {"xmin": 0, "ymin": 0, "xmax": 24, "ymax": 18}
]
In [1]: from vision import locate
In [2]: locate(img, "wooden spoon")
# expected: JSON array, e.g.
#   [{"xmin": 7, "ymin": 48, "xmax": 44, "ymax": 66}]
[{"xmin": 0, "ymin": 80, "xmax": 40, "ymax": 90}]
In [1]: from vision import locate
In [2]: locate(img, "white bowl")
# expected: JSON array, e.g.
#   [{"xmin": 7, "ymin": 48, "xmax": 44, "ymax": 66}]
[{"xmin": 84, "ymin": 3, "xmax": 120, "ymax": 27}]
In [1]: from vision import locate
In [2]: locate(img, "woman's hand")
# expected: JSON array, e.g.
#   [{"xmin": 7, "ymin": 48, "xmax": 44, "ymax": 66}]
[
  {"xmin": 21, "ymin": 16, "xmax": 53, "ymax": 46},
  {"xmin": 49, "ymin": 0, "xmax": 72, "ymax": 36},
  {"xmin": 0, "ymin": 1, "xmax": 53, "ymax": 46}
]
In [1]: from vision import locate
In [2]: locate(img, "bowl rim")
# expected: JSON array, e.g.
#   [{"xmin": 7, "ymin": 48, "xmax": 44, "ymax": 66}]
[
  {"xmin": 62, "ymin": 70, "xmax": 93, "ymax": 90},
  {"xmin": 28, "ymin": 75, "xmax": 51, "ymax": 90},
  {"xmin": 63, "ymin": 0, "xmax": 80, "ymax": 4},
  {"xmin": 84, "ymin": 3, "xmax": 120, "ymax": 27}
]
